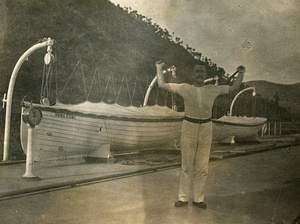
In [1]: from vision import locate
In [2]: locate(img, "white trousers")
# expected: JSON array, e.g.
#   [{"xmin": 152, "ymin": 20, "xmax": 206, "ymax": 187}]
[{"xmin": 178, "ymin": 120, "xmax": 212, "ymax": 203}]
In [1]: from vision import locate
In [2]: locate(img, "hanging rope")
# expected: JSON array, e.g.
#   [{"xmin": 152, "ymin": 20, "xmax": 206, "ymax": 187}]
[
  {"xmin": 40, "ymin": 61, "xmax": 53, "ymax": 103},
  {"xmin": 40, "ymin": 64, "xmax": 46, "ymax": 100},
  {"xmin": 48, "ymin": 63, "xmax": 53, "ymax": 99}
]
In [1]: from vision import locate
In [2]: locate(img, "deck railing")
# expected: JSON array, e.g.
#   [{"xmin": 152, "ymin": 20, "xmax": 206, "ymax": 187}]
[{"xmin": 261, "ymin": 122, "xmax": 300, "ymax": 137}]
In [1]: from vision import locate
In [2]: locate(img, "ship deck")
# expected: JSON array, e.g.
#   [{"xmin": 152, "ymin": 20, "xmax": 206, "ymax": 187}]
[{"xmin": 0, "ymin": 135, "xmax": 299, "ymax": 223}]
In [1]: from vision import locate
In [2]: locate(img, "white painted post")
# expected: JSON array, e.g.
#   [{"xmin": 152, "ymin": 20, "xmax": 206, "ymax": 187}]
[
  {"xmin": 22, "ymin": 126, "xmax": 39, "ymax": 179},
  {"xmin": 3, "ymin": 38, "xmax": 53, "ymax": 161}
]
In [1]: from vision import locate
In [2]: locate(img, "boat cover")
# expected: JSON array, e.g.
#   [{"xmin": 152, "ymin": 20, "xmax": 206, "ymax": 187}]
[
  {"xmin": 49, "ymin": 101, "xmax": 184, "ymax": 119},
  {"xmin": 216, "ymin": 115, "xmax": 267, "ymax": 125}
]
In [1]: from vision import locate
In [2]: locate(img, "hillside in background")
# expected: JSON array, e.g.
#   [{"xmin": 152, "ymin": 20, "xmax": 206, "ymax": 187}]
[
  {"xmin": 245, "ymin": 81, "xmax": 300, "ymax": 120},
  {"xmin": 210, "ymin": 80, "xmax": 299, "ymax": 122}
]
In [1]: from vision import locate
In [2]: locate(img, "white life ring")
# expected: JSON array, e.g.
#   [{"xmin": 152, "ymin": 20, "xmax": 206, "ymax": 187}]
[{"xmin": 262, "ymin": 123, "xmax": 268, "ymax": 134}]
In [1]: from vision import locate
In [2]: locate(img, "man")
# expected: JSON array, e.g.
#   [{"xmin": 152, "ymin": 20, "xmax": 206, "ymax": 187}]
[{"xmin": 156, "ymin": 61, "xmax": 245, "ymax": 208}]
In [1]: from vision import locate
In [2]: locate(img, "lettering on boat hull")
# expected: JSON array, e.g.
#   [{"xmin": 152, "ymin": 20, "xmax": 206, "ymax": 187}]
[{"xmin": 55, "ymin": 113, "xmax": 76, "ymax": 119}]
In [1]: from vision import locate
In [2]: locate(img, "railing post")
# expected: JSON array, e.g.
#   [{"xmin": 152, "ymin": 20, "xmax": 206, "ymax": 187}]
[{"xmin": 279, "ymin": 122, "xmax": 282, "ymax": 136}]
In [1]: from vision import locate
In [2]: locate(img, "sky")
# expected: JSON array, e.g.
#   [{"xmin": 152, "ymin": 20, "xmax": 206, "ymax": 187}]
[{"xmin": 110, "ymin": 0, "xmax": 300, "ymax": 84}]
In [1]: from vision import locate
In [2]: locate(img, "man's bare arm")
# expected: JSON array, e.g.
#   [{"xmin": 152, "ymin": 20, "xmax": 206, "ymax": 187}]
[{"xmin": 156, "ymin": 61, "xmax": 177, "ymax": 92}]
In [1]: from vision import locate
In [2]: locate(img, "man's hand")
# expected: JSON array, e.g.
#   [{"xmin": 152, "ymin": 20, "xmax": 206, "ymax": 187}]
[
  {"xmin": 228, "ymin": 65, "xmax": 245, "ymax": 93},
  {"xmin": 237, "ymin": 65, "xmax": 246, "ymax": 73},
  {"xmin": 156, "ymin": 61, "xmax": 165, "ymax": 70}
]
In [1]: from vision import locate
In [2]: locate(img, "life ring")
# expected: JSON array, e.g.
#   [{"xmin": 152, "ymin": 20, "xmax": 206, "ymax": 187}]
[
  {"xmin": 262, "ymin": 123, "xmax": 268, "ymax": 134},
  {"xmin": 41, "ymin": 97, "xmax": 50, "ymax": 106}
]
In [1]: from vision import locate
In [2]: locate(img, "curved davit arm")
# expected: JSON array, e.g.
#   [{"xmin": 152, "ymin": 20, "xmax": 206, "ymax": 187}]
[{"xmin": 3, "ymin": 38, "xmax": 54, "ymax": 161}]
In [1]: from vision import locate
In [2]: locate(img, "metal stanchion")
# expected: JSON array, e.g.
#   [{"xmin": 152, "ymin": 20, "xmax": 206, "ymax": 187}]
[
  {"xmin": 22, "ymin": 106, "xmax": 43, "ymax": 181},
  {"xmin": 23, "ymin": 126, "xmax": 40, "ymax": 180}
]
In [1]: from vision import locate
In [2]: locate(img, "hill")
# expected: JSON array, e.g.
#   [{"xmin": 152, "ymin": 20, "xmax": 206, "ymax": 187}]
[{"xmin": 245, "ymin": 80, "xmax": 300, "ymax": 119}]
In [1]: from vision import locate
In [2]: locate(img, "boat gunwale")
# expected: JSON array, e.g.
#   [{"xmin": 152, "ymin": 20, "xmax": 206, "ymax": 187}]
[
  {"xmin": 212, "ymin": 119, "xmax": 267, "ymax": 127},
  {"xmin": 24, "ymin": 104, "xmax": 184, "ymax": 122}
]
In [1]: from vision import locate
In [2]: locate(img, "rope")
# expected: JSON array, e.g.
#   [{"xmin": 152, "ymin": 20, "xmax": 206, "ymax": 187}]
[
  {"xmin": 80, "ymin": 62, "xmax": 88, "ymax": 101},
  {"xmin": 0, "ymin": 39, "xmax": 49, "ymax": 63},
  {"xmin": 40, "ymin": 64, "xmax": 46, "ymax": 100},
  {"xmin": 102, "ymin": 72, "xmax": 112, "ymax": 102},
  {"xmin": 125, "ymin": 75, "xmax": 132, "ymax": 105},
  {"xmin": 116, "ymin": 75, "xmax": 125, "ymax": 103},
  {"xmin": 40, "ymin": 62, "xmax": 53, "ymax": 102},
  {"xmin": 111, "ymin": 73, "xmax": 117, "ymax": 103},
  {"xmin": 0, "ymin": 45, "xmax": 34, "ymax": 62},
  {"xmin": 131, "ymin": 76, "xmax": 138, "ymax": 104},
  {"xmin": 87, "ymin": 68, "xmax": 98, "ymax": 100},
  {"xmin": 116, "ymin": 74, "xmax": 132, "ymax": 105},
  {"xmin": 97, "ymin": 69, "xmax": 103, "ymax": 100},
  {"xmin": 59, "ymin": 59, "xmax": 81, "ymax": 99},
  {"xmin": 96, "ymin": 68, "xmax": 103, "ymax": 100},
  {"xmin": 132, "ymin": 76, "xmax": 145, "ymax": 104},
  {"xmin": 47, "ymin": 63, "xmax": 53, "ymax": 98}
]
